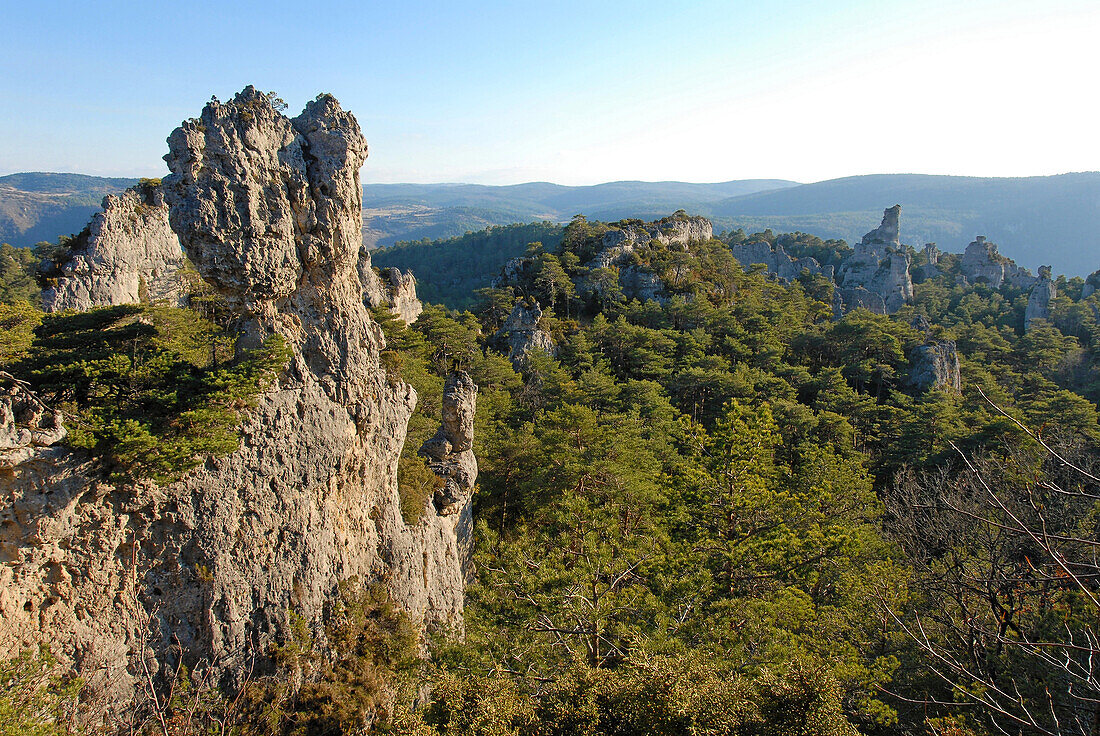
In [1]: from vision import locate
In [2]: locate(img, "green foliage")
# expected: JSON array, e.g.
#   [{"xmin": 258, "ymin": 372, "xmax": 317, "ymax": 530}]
[
  {"xmin": 9, "ymin": 305, "xmax": 289, "ymax": 482},
  {"xmin": 0, "ymin": 243, "xmax": 39, "ymax": 304},
  {"xmin": 417, "ymin": 655, "xmax": 856, "ymax": 736},
  {"xmin": 0, "ymin": 646, "xmax": 81, "ymax": 736},
  {"xmin": 372, "ymin": 223, "xmax": 564, "ymax": 310},
  {"xmin": 0, "ymin": 299, "xmax": 42, "ymax": 363},
  {"xmin": 238, "ymin": 582, "xmax": 421, "ymax": 735}
]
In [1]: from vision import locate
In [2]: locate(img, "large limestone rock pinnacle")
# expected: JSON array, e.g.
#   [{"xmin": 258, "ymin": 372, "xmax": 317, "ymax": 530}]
[
  {"xmin": 421, "ymin": 372, "xmax": 478, "ymax": 518},
  {"xmin": 39, "ymin": 183, "xmax": 186, "ymax": 312},
  {"xmin": 860, "ymin": 204, "xmax": 901, "ymax": 247},
  {"xmin": 835, "ymin": 206, "xmax": 912, "ymax": 315},
  {"xmin": 1, "ymin": 87, "xmax": 474, "ymax": 719},
  {"xmin": 1024, "ymin": 265, "xmax": 1057, "ymax": 330},
  {"xmin": 494, "ymin": 300, "xmax": 556, "ymax": 366}
]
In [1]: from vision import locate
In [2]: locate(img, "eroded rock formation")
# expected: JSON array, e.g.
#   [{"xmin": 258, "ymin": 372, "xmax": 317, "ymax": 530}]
[
  {"xmin": 495, "ymin": 299, "xmax": 556, "ymax": 365},
  {"xmin": 587, "ymin": 215, "xmax": 713, "ymax": 302},
  {"xmin": 420, "ymin": 372, "xmax": 478, "ymax": 522},
  {"xmin": 39, "ymin": 183, "xmax": 187, "ymax": 312},
  {"xmin": 834, "ymin": 206, "xmax": 912, "ymax": 315},
  {"xmin": 1024, "ymin": 265, "xmax": 1057, "ymax": 330},
  {"xmin": 0, "ymin": 87, "xmax": 472, "ymax": 717},
  {"xmin": 959, "ymin": 236, "xmax": 1036, "ymax": 289},
  {"xmin": 908, "ymin": 340, "xmax": 962, "ymax": 393},
  {"xmin": 729, "ymin": 240, "xmax": 834, "ymax": 282},
  {"xmin": 359, "ymin": 246, "xmax": 423, "ymax": 324}
]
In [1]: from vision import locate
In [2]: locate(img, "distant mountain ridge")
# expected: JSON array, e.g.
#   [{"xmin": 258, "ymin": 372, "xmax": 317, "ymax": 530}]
[
  {"xmin": 708, "ymin": 173, "xmax": 1100, "ymax": 275},
  {"xmin": 3, "ymin": 171, "xmax": 1099, "ymax": 274},
  {"xmin": 0, "ymin": 172, "xmax": 140, "ymax": 250}
]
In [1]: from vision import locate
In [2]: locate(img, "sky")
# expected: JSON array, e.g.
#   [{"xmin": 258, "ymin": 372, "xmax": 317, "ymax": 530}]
[{"xmin": 2, "ymin": 0, "xmax": 1098, "ymax": 185}]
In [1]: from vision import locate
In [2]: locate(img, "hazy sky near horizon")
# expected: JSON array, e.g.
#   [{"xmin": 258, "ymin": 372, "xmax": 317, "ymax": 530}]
[{"xmin": 2, "ymin": 0, "xmax": 1098, "ymax": 185}]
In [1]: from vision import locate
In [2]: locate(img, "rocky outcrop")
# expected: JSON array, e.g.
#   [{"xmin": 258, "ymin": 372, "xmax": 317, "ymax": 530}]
[
  {"xmin": 959, "ymin": 236, "xmax": 1036, "ymax": 289},
  {"xmin": 0, "ymin": 377, "xmax": 66, "ymax": 468},
  {"xmin": 914, "ymin": 243, "xmax": 941, "ymax": 282},
  {"xmin": 833, "ymin": 286, "xmax": 886, "ymax": 317},
  {"xmin": 0, "ymin": 88, "xmax": 472, "ymax": 717},
  {"xmin": 358, "ymin": 246, "xmax": 423, "ymax": 324},
  {"xmin": 1081, "ymin": 269, "xmax": 1100, "ymax": 299},
  {"xmin": 597, "ymin": 215, "xmax": 713, "ymax": 261},
  {"xmin": 730, "ymin": 240, "xmax": 834, "ymax": 282},
  {"xmin": 860, "ymin": 204, "xmax": 901, "ymax": 247},
  {"xmin": 38, "ymin": 183, "xmax": 187, "ymax": 312},
  {"xmin": 908, "ymin": 340, "xmax": 962, "ymax": 393},
  {"xmin": 834, "ymin": 206, "xmax": 912, "ymax": 315},
  {"xmin": 495, "ymin": 300, "xmax": 555, "ymax": 365},
  {"xmin": 586, "ymin": 215, "xmax": 712, "ymax": 302},
  {"xmin": 420, "ymin": 372, "xmax": 477, "ymax": 523},
  {"xmin": 1024, "ymin": 265, "xmax": 1057, "ymax": 330}
]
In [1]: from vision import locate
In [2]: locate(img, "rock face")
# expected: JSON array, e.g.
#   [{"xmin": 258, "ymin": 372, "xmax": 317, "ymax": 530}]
[
  {"xmin": 959, "ymin": 236, "xmax": 1036, "ymax": 289},
  {"xmin": 729, "ymin": 240, "xmax": 834, "ymax": 282},
  {"xmin": 914, "ymin": 243, "xmax": 941, "ymax": 282},
  {"xmin": 0, "ymin": 378, "xmax": 66, "ymax": 468},
  {"xmin": 908, "ymin": 340, "xmax": 962, "ymax": 393},
  {"xmin": 39, "ymin": 183, "xmax": 187, "ymax": 312},
  {"xmin": 834, "ymin": 206, "xmax": 912, "ymax": 315},
  {"xmin": 0, "ymin": 88, "xmax": 472, "ymax": 717},
  {"xmin": 420, "ymin": 372, "xmax": 478, "ymax": 522},
  {"xmin": 860, "ymin": 204, "xmax": 901, "ymax": 247},
  {"xmin": 1081, "ymin": 269, "xmax": 1100, "ymax": 299},
  {"xmin": 1024, "ymin": 265, "xmax": 1057, "ymax": 330},
  {"xmin": 359, "ymin": 246, "xmax": 423, "ymax": 324},
  {"xmin": 587, "ymin": 215, "xmax": 713, "ymax": 302},
  {"xmin": 495, "ymin": 300, "xmax": 556, "ymax": 365}
]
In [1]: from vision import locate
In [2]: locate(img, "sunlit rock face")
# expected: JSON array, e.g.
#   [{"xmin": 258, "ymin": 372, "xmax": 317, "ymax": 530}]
[
  {"xmin": 39, "ymin": 183, "xmax": 187, "ymax": 312},
  {"xmin": 0, "ymin": 87, "xmax": 473, "ymax": 721},
  {"xmin": 835, "ymin": 206, "xmax": 912, "ymax": 315},
  {"xmin": 1024, "ymin": 265, "xmax": 1057, "ymax": 330},
  {"xmin": 359, "ymin": 246, "xmax": 424, "ymax": 324}
]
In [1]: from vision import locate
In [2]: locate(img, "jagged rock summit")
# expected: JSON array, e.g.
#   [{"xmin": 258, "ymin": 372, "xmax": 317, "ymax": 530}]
[
  {"xmin": 1024, "ymin": 265, "xmax": 1057, "ymax": 330},
  {"xmin": 834, "ymin": 206, "xmax": 913, "ymax": 315},
  {"xmin": 494, "ymin": 299, "xmax": 556, "ymax": 366},
  {"xmin": 38, "ymin": 181, "xmax": 187, "ymax": 312},
  {"xmin": 1, "ymin": 87, "xmax": 472, "ymax": 718}
]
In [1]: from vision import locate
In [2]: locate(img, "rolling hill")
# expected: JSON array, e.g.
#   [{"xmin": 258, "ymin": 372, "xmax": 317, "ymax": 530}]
[
  {"xmin": 707, "ymin": 173, "xmax": 1100, "ymax": 275},
  {"xmin": 3, "ymin": 171, "xmax": 1098, "ymax": 275}
]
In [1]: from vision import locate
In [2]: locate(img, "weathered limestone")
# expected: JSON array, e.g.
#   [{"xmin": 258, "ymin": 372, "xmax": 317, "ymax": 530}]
[
  {"xmin": 1024, "ymin": 265, "xmax": 1057, "ymax": 330},
  {"xmin": 0, "ymin": 378, "xmax": 66, "ymax": 468},
  {"xmin": 729, "ymin": 240, "xmax": 834, "ymax": 282},
  {"xmin": 39, "ymin": 183, "xmax": 187, "ymax": 312},
  {"xmin": 908, "ymin": 340, "xmax": 962, "ymax": 393},
  {"xmin": 494, "ymin": 300, "xmax": 556, "ymax": 365},
  {"xmin": 914, "ymin": 243, "xmax": 941, "ymax": 282},
  {"xmin": 0, "ymin": 88, "xmax": 473, "ymax": 718},
  {"xmin": 959, "ymin": 236, "xmax": 1036, "ymax": 289},
  {"xmin": 587, "ymin": 215, "xmax": 713, "ymax": 302},
  {"xmin": 358, "ymin": 246, "xmax": 423, "ymax": 324},
  {"xmin": 420, "ymin": 371, "xmax": 478, "ymax": 520},
  {"xmin": 1081, "ymin": 269, "xmax": 1100, "ymax": 299},
  {"xmin": 834, "ymin": 206, "xmax": 912, "ymax": 315}
]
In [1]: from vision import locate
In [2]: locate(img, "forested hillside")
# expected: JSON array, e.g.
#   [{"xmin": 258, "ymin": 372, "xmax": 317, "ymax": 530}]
[
  {"xmin": 5, "ymin": 212, "xmax": 1100, "ymax": 735},
  {"xmin": 372, "ymin": 222, "xmax": 564, "ymax": 309},
  {"xmin": 362, "ymin": 215, "xmax": 1100, "ymax": 735}
]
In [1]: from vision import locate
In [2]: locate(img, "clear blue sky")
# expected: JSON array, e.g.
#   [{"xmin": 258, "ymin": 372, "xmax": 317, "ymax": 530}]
[{"xmin": 2, "ymin": 0, "xmax": 1098, "ymax": 184}]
